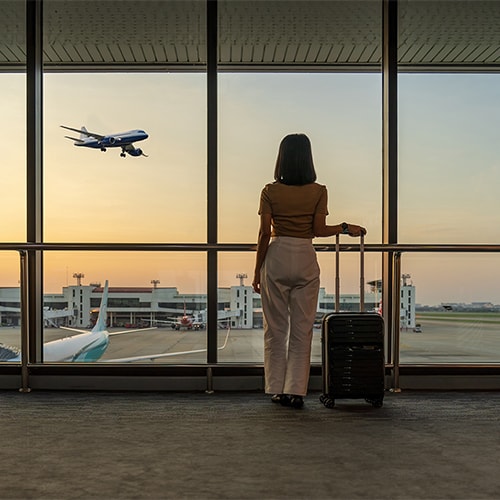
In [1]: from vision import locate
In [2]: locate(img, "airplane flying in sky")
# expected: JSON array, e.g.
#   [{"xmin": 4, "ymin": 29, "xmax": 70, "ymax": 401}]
[
  {"xmin": 61, "ymin": 125, "xmax": 149, "ymax": 157},
  {"xmin": 0, "ymin": 281, "xmax": 230, "ymax": 363}
]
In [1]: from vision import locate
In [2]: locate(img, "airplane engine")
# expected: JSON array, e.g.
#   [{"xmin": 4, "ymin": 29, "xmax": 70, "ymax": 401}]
[
  {"xmin": 101, "ymin": 136, "xmax": 117, "ymax": 146},
  {"xmin": 128, "ymin": 148, "xmax": 143, "ymax": 157}
]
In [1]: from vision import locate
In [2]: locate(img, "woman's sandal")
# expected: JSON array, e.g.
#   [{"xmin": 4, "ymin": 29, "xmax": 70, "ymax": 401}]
[{"xmin": 271, "ymin": 394, "xmax": 291, "ymax": 406}]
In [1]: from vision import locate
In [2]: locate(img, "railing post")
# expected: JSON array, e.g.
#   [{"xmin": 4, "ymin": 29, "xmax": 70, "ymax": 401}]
[
  {"xmin": 206, "ymin": 366, "xmax": 214, "ymax": 394},
  {"xmin": 391, "ymin": 251, "xmax": 402, "ymax": 392},
  {"xmin": 19, "ymin": 251, "xmax": 31, "ymax": 393}
]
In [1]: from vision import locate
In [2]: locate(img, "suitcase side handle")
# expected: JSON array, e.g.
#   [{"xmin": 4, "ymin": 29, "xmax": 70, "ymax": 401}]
[{"xmin": 335, "ymin": 233, "xmax": 365, "ymax": 313}]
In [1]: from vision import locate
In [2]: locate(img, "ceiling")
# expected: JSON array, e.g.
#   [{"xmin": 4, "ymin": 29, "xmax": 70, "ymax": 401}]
[{"xmin": 1, "ymin": 0, "xmax": 500, "ymax": 71}]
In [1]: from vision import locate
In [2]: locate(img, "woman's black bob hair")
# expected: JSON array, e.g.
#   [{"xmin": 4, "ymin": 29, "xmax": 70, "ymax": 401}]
[{"xmin": 273, "ymin": 133, "xmax": 317, "ymax": 186}]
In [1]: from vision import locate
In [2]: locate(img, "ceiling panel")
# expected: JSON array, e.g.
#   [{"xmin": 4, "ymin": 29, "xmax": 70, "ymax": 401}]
[{"xmin": 0, "ymin": 0, "xmax": 500, "ymax": 71}]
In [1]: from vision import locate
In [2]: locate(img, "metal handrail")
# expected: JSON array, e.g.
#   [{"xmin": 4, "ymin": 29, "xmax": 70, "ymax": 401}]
[{"xmin": 2, "ymin": 242, "xmax": 500, "ymax": 252}]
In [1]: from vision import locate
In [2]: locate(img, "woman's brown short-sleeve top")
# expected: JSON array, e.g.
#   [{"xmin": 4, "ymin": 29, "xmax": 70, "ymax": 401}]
[{"xmin": 258, "ymin": 182, "xmax": 329, "ymax": 238}]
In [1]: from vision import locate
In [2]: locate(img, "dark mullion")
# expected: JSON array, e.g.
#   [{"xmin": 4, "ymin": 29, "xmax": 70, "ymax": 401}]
[
  {"xmin": 26, "ymin": 0, "xmax": 44, "ymax": 363},
  {"xmin": 382, "ymin": 0, "xmax": 398, "ymax": 371},
  {"xmin": 207, "ymin": 0, "xmax": 218, "ymax": 364}
]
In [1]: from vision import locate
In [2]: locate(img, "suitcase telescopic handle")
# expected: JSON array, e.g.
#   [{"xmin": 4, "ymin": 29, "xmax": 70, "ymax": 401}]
[{"xmin": 335, "ymin": 233, "xmax": 365, "ymax": 313}]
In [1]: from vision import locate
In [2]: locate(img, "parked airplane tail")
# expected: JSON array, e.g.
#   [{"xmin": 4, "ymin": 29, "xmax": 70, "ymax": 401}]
[{"xmin": 92, "ymin": 280, "xmax": 109, "ymax": 333}]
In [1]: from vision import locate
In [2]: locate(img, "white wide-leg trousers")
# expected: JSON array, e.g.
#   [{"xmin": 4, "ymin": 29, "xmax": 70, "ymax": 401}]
[{"xmin": 260, "ymin": 236, "xmax": 320, "ymax": 396}]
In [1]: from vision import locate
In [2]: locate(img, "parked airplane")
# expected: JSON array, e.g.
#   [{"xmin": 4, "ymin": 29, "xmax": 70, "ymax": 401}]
[
  {"xmin": 0, "ymin": 281, "xmax": 230, "ymax": 363},
  {"xmin": 61, "ymin": 125, "xmax": 149, "ymax": 157},
  {"xmin": 150, "ymin": 304, "xmax": 241, "ymax": 331},
  {"xmin": 169, "ymin": 304, "xmax": 204, "ymax": 330}
]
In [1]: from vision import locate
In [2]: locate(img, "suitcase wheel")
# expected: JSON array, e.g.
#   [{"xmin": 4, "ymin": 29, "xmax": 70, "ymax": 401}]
[
  {"xmin": 365, "ymin": 398, "xmax": 383, "ymax": 408},
  {"xmin": 320, "ymin": 394, "xmax": 335, "ymax": 409}
]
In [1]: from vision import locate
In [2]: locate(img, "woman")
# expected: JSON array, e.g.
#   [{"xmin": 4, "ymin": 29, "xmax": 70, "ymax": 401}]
[{"xmin": 252, "ymin": 134, "xmax": 366, "ymax": 409}]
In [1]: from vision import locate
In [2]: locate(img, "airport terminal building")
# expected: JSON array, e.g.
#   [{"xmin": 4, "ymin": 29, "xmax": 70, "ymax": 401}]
[{"xmin": 2, "ymin": 281, "xmax": 404, "ymax": 330}]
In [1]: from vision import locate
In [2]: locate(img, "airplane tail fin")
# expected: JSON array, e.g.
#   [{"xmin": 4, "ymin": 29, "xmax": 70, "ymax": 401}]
[
  {"xmin": 91, "ymin": 280, "xmax": 109, "ymax": 333},
  {"xmin": 80, "ymin": 126, "xmax": 88, "ymax": 141}
]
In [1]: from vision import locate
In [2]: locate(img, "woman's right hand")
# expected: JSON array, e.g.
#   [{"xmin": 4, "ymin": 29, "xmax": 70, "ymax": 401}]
[
  {"xmin": 252, "ymin": 272, "xmax": 261, "ymax": 294},
  {"xmin": 347, "ymin": 224, "xmax": 367, "ymax": 237}
]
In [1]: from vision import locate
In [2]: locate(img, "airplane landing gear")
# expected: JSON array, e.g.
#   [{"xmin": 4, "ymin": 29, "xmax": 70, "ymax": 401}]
[
  {"xmin": 120, "ymin": 152, "xmax": 126, "ymax": 158},
  {"xmin": 100, "ymin": 147, "xmax": 107, "ymax": 152}
]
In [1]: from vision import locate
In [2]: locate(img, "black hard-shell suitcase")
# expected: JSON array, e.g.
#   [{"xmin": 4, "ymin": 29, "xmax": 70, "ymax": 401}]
[{"xmin": 320, "ymin": 234, "xmax": 385, "ymax": 409}]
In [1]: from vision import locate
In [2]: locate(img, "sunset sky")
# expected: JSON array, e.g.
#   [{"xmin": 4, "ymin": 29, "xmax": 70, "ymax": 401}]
[{"xmin": 1, "ymin": 72, "xmax": 500, "ymax": 304}]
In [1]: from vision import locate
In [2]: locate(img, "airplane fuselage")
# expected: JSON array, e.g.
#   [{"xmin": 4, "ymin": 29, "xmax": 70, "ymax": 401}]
[
  {"xmin": 43, "ymin": 330, "xmax": 110, "ymax": 362},
  {"xmin": 61, "ymin": 125, "xmax": 149, "ymax": 157},
  {"xmin": 76, "ymin": 130, "xmax": 148, "ymax": 149}
]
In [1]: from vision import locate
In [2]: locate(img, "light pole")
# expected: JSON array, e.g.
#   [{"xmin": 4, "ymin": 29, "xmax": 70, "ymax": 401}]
[
  {"xmin": 236, "ymin": 273, "xmax": 247, "ymax": 286},
  {"xmin": 73, "ymin": 273, "xmax": 84, "ymax": 286}
]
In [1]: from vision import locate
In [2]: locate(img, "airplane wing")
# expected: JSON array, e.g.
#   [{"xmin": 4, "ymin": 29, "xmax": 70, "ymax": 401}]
[
  {"xmin": 58, "ymin": 326, "xmax": 90, "ymax": 334},
  {"xmin": 63, "ymin": 135, "xmax": 85, "ymax": 143},
  {"xmin": 102, "ymin": 327, "xmax": 231, "ymax": 363},
  {"xmin": 60, "ymin": 125, "xmax": 105, "ymax": 140},
  {"xmin": 108, "ymin": 327, "xmax": 158, "ymax": 336},
  {"xmin": 102, "ymin": 348, "xmax": 207, "ymax": 362},
  {"xmin": 59, "ymin": 326, "xmax": 158, "ymax": 335}
]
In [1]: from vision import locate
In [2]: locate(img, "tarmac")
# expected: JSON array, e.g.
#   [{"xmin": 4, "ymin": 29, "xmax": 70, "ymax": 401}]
[{"xmin": 1, "ymin": 315, "xmax": 500, "ymax": 364}]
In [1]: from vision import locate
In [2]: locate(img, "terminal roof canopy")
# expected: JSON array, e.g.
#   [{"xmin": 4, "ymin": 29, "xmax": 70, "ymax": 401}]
[{"xmin": 1, "ymin": 0, "xmax": 500, "ymax": 71}]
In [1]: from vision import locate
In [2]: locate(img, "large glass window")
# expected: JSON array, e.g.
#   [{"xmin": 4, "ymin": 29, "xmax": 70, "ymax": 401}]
[
  {"xmin": 0, "ymin": 0, "xmax": 25, "ymax": 363},
  {"xmin": 44, "ymin": 72, "xmax": 206, "ymax": 243},
  {"xmin": 0, "ymin": 0, "xmax": 25, "ymax": 242},
  {"xmin": 400, "ymin": 253, "xmax": 500, "ymax": 363},
  {"xmin": 0, "ymin": 252, "xmax": 22, "ymax": 363},
  {"xmin": 43, "ymin": 251, "xmax": 207, "ymax": 363},
  {"xmin": 217, "ymin": 250, "xmax": 382, "ymax": 364},
  {"xmin": 219, "ymin": 73, "xmax": 382, "ymax": 244},
  {"xmin": 4, "ymin": 0, "xmax": 500, "ymax": 385},
  {"xmin": 218, "ymin": 252, "xmax": 261, "ymax": 362},
  {"xmin": 397, "ymin": 0, "xmax": 500, "ymax": 367},
  {"xmin": 399, "ymin": 74, "xmax": 500, "ymax": 244}
]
